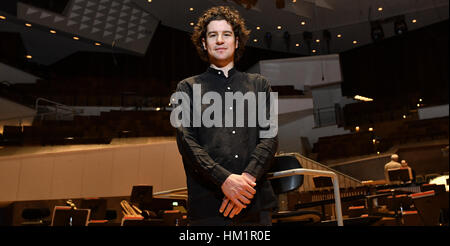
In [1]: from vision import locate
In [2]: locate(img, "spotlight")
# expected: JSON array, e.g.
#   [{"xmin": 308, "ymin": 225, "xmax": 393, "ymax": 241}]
[
  {"xmin": 371, "ymin": 21, "xmax": 384, "ymax": 41},
  {"xmin": 394, "ymin": 16, "xmax": 408, "ymax": 35}
]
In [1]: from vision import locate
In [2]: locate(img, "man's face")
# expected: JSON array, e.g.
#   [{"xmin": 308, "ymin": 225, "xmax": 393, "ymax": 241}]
[{"xmin": 202, "ymin": 19, "xmax": 239, "ymax": 67}]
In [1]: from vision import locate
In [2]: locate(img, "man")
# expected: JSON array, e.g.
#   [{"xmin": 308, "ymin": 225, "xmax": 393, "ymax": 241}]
[
  {"xmin": 400, "ymin": 160, "xmax": 415, "ymax": 183},
  {"xmin": 174, "ymin": 6, "xmax": 278, "ymax": 226},
  {"xmin": 384, "ymin": 154, "xmax": 402, "ymax": 184}
]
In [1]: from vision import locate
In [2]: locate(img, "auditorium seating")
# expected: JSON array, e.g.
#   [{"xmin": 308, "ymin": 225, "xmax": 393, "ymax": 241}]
[
  {"xmin": 313, "ymin": 117, "xmax": 449, "ymax": 161},
  {"xmin": 1, "ymin": 110, "xmax": 175, "ymax": 146},
  {"xmin": 271, "ymin": 85, "xmax": 303, "ymax": 96}
]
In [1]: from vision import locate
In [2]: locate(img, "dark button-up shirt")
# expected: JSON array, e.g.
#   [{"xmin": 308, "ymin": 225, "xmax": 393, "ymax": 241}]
[{"xmin": 175, "ymin": 67, "xmax": 278, "ymax": 221}]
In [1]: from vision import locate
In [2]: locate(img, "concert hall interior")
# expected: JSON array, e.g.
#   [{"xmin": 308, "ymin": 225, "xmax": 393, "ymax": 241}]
[{"xmin": 0, "ymin": 0, "xmax": 448, "ymax": 227}]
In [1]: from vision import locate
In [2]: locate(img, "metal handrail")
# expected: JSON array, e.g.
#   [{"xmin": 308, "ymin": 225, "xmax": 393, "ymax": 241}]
[
  {"xmin": 34, "ymin": 97, "xmax": 77, "ymax": 113},
  {"xmin": 267, "ymin": 168, "xmax": 344, "ymax": 226}
]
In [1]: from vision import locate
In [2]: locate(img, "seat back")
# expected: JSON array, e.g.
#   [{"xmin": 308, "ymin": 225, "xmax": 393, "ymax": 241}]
[{"xmin": 269, "ymin": 155, "xmax": 304, "ymax": 194}]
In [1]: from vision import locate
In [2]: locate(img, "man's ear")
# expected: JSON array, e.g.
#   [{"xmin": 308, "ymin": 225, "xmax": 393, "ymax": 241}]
[{"xmin": 202, "ymin": 38, "xmax": 207, "ymax": 50}]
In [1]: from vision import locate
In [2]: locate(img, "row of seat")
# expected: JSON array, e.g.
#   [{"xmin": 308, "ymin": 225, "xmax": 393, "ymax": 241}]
[
  {"xmin": 1, "ymin": 111, "xmax": 175, "ymax": 146},
  {"xmin": 313, "ymin": 117, "xmax": 449, "ymax": 161}
]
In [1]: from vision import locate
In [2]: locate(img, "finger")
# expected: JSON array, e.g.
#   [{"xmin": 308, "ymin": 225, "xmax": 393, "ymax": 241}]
[
  {"xmin": 241, "ymin": 190, "xmax": 254, "ymax": 200},
  {"xmin": 230, "ymin": 197, "xmax": 246, "ymax": 209},
  {"xmin": 229, "ymin": 206, "xmax": 239, "ymax": 218},
  {"xmin": 237, "ymin": 194, "xmax": 251, "ymax": 205},
  {"xmin": 223, "ymin": 202, "xmax": 234, "ymax": 217},
  {"xmin": 219, "ymin": 198, "xmax": 229, "ymax": 213},
  {"xmin": 243, "ymin": 176, "xmax": 256, "ymax": 187},
  {"xmin": 245, "ymin": 184, "xmax": 256, "ymax": 195},
  {"xmin": 230, "ymin": 206, "xmax": 243, "ymax": 218}
]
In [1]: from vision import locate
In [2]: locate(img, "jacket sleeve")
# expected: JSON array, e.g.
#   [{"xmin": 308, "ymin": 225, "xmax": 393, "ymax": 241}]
[
  {"xmin": 175, "ymin": 81, "xmax": 232, "ymax": 187},
  {"xmin": 243, "ymin": 77, "xmax": 279, "ymax": 181}
]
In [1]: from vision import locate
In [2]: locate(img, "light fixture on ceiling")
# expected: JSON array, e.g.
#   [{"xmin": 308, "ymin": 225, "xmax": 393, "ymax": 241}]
[
  {"xmin": 50, "ymin": 30, "xmax": 56, "ymax": 34},
  {"xmin": 337, "ymin": 34, "xmax": 342, "ymax": 38},
  {"xmin": 371, "ymin": 21, "xmax": 384, "ymax": 41},
  {"xmin": 25, "ymin": 23, "xmax": 32, "ymax": 27},
  {"xmin": 354, "ymin": 95, "xmax": 373, "ymax": 101},
  {"xmin": 394, "ymin": 16, "xmax": 408, "ymax": 35},
  {"xmin": 256, "ymin": 26, "xmax": 261, "ymax": 30}
]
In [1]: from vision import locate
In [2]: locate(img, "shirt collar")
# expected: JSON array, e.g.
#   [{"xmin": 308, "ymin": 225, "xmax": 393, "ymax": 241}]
[{"xmin": 206, "ymin": 66, "xmax": 237, "ymax": 78}]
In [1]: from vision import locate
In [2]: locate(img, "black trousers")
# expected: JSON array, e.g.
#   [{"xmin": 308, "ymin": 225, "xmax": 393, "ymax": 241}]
[{"xmin": 188, "ymin": 211, "xmax": 272, "ymax": 226}]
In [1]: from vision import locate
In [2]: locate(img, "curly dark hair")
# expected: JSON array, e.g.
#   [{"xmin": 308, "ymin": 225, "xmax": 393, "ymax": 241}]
[{"xmin": 191, "ymin": 6, "xmax": 251, "ymax": 63}]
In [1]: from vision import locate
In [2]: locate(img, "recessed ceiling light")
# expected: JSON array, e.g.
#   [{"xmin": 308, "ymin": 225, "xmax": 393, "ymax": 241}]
[
  {"xmin": 25, "ymin": 23, "xmax": 32, "ymax": 27},
  {"xmin": 337, "ymin": 34, "xmax": 342, "ymax": 38},
  {"xmin": 277, "ymin": 26, "xmax": 282, "ymax": 30}
]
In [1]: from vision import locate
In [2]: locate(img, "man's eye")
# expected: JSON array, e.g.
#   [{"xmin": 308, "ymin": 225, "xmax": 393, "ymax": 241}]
[{"xmin": 209, "ymin": 34, "xmax": 216, "ymax": 37}]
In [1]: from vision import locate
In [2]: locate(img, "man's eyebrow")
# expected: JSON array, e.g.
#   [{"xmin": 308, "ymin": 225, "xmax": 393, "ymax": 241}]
[{"xmin": 207, "ymin": 30, "xmax": 233, "ymax": 34}]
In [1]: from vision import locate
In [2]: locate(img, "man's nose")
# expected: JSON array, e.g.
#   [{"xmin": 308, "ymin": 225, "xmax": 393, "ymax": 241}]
[{"xmin": 216, "ymin": 34, "xmax": 224, "ymax": 44}]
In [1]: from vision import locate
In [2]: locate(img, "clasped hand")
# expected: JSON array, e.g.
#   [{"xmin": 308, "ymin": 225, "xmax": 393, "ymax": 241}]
[{"xmin": 220, "ymin": 173, "xmax": 256, "ymax": 218}]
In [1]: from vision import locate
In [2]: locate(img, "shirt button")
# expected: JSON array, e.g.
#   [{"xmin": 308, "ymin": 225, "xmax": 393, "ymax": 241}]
[
  {"xmin": 218, "ymin": 71, "xmax": 221, "ymax": 75},
  {"xmin": 232, "ymin": 130, "xmax": 236, "ymax": 134},
  {"xmin": 229, "ymin": 106, "xmax": 233, "ymax": 110},
  {"xmin": 227, "ymin": 86, "xmax": 231, "ymax": 90},
  {"xmin": 234, "ymin": 154, "xmax": 239, "ymax": 159}
]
